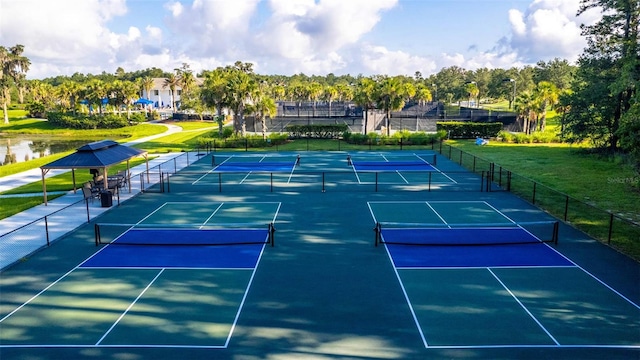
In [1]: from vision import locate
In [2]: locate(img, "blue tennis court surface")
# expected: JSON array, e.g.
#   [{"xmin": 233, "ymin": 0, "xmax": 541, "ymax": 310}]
[
  {"xmin": 81, "ymin": 228, "xmax": 269, "ymax": 268},
  {"xmin": 214, "ymin": 162, "xmax": 295, "ymax": 172},
  {"xmin": 387, "ymin": 242, "xmax": 573, "ymax": 268},
  {"xmin": 352, "ymin": 161, "xmax": 436, "ymax": 172}
]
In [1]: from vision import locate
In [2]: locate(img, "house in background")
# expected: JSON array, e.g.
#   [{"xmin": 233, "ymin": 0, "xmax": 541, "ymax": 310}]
[{"xmin": 140, "ymin": 78, "xmax": 204, "ymax": 110}]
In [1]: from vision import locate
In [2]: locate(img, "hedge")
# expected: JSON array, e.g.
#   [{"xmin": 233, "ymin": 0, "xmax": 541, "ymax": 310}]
[
  {"xmin": 47, "ymin": 112, "xmax": 134, "ymax": 129},
  {"xmin": 286, "ymin": 124, "xmax": 348, "ymax": 138},
  {"xmin": 436, "ymin": 121, "xmax": 503, "ymax": 138}
]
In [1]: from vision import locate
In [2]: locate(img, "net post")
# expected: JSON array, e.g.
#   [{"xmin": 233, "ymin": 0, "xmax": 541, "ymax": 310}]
[
  {"xmin": 212, "ymin": 154, "xmax": 215, "ymax": 166},
  {"xmin": 166, "ymin": 172, "xmax": 171, "ymax": 193},
  {"xmin": 480, "ymin": 171, "xmax": 485, "ymax": 192},
  {"xmin": 432, "ymin": 153, "xmax": 437, "ymax": 166},
  {"xmin": 269, "ymin": 222, "xmax": 276, "ymax": 247},
  {"xmin": 428, "ymin": 172, "xmax": 432, "ymax": 192},
  {"xmin": 374, "ymin": 222, "xmax": 380, "ymax": 246},
  {"xmin": 94, "ymin": 223, "xmax": 100, "ymax": 246},
  {"xmin": 553, "ymin": 221, "xmax": 559, "ymax": 245},
  {"xmin": 375, "ymin": 172, "xmax": 378, "ymax": 192},
  {"xmin": 322, "ymin": 172, "xmax": 326, "ymax": 192},
  {"xmin": 270, "ymin": 173, "xmax": 273, "ymax": 193},
  {"xmin": 218, "ymin": 173, "xmax": 222, "ymax": 193}
]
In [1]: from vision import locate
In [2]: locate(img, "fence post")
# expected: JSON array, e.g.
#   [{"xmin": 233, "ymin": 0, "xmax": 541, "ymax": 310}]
[
  {"xmin": 45, "ymin": 216, "xmax": 50, "ymax": 246},
  {"xmin": 532, "ymin": 182, "xmax": 537, "ymax": 204},
  {"xmin": 86, "ymin": 199, "xmax": 90, "ymax": 223},
  {"xmin": 608, "ymin": 213, "xmax": 614, "ymax": 244},
  {"xmin": 564, "ymin": 195, "xmax": 569, "ymax": 221}
]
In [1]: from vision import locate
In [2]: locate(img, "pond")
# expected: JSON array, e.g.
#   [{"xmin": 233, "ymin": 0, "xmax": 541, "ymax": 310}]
[{"xmin": 0, "ymin": 135, "xmax": 111, "ymax": 165}]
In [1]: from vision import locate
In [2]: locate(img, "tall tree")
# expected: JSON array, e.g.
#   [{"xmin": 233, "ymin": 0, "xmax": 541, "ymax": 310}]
[
  {"xmin": 225, "ymin": 64, "xmax": 257, "ymax": 135},
  {"xmin": 1, "ymin": 44, "xmax": 30, "ymax": 124},
  {"xmin": 353, "ymin": 77, "xmax": 377, "ymax": 134},
  {"xmin": 139, "ymin": 76, "xmax": 154, "ymax": 100},
  {"xmin": 202, "ymin": 68, "xmax": 230, "ymax": 135},
  {"xmin": 163, "ymin": 73, "xmax": 180, "ymax": 111},
  {"xmin": 534, "ymin": 81, "xmax": 559, "ymax": 132},
  {"xmin": 374, "ymin": 76, "xmax": 415, "ymax": 135},
  {"xmin": 566, "ymin": 0, "xmax": 640, "ymax": 151}
]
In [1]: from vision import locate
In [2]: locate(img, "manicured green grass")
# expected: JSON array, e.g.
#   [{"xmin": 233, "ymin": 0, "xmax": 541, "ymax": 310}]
[
  {"xmin": 447, "ymin": 140, "xmax": 639, "ymax": 220},
  {"xmin": 446, "ymin": 139, "xmax": 640, "ymax": 259},
  {"xmin": 0, "ymin": 109, "xmax": 28, "ymax": 119},
  {"xmin": 0, "ymin": 196, "xmax": 63, "ymax": 219}
]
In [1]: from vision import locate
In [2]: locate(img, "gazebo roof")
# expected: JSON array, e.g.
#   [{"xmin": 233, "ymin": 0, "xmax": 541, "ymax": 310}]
[{"xmin": 41, "ymin": 140, "xmax": 147, "ymax": 170}]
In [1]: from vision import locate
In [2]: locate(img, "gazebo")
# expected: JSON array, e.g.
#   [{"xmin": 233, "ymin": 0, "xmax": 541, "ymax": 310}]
[{"xmin": 40, "ymin": 140, "xmax": 148, "ymax": 205}]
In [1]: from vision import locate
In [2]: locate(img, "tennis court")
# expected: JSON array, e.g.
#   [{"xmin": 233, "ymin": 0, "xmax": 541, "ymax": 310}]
[
  {"xmin": 0, "ymin": 201, "xmax": 280, "ymax": 348},
  {"xmin": 369, "ymin": 201, "xmax": 639, "ymax": 347},
  {"xmin": 164, "ymin": 151, "xmax": 482, "ymax": 193},
  {"xmin": 1, "ymin": 151, "xmax": 638, "ymax": 359}
]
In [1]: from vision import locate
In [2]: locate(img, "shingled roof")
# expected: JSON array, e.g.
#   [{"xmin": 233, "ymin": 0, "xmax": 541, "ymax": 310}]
[{"xmin": 41, "ymin": 140, "xmax": 146, "ymax": 169}]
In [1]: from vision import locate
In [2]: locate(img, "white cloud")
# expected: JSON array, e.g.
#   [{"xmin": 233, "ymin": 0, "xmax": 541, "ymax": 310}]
[
  {"xmin": 359, "ymin": 45, "xmax": 437, "ymax": 76},
  {"xmin": 507, "ymin": 0, "xmax": 596, "ymax": 62}
]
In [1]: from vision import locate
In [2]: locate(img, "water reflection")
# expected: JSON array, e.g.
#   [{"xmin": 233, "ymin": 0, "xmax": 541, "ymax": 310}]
[{"xmin": 0, "ymin": 136, "xmax": 108, "ymax": 165}]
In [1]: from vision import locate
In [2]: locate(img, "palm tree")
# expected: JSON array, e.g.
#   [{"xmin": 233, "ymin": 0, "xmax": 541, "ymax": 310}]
[
  {"xmin": 110, "ymin": 80, "xmax": 139, "ymax": 118},
  {"xmin": 514, "ymin": 91, "xmax": 538, "ymax": 134},
  {"xmin": 85, "ymin": 79, "xmax": 108, "ymax": 115},
  {"xmin": 374, "ymin": 76, "xmax": 414, "ymax": 136},
  {"xmin": 534, "ymin": 81, "xmax": 559, "ymax": 132},
  {"xmin": 163, "ymin": 73, "xmax": 179, "ymax": 111},
  {"xmin": 57, "ymin": 80, "xmax": 82, "ymax": 114},
  {"xmin": 307, "ymin": 81, "xmax": 323, "ymax": 117},
  {"xmin": 247, "ymin": 92, "xmax": 277, "ymax": 139},
  {"xmin": 225, "ymin": 67, "xmax": 256, "ymax": 136},
  {"xmin": 324, "ymin": 85, "xmax": 338, "ymax": 118},
  {"xmin": 139, "ymin": 76, "xmax": 154, "ymax": 100},
  {"xmin": 1, "ymin": 44, "xmax": 31, "ymax": 124},
  {"xmin": 353, "ymin": 77, "xmax": 377, "ymax": 134},
  {"xmin": 555, "ymin": 89, "xmax": 573, "ymax": 140},
  {"xmin": 202, "ymin": 68, "xmax": 230, "ymax": 135}
]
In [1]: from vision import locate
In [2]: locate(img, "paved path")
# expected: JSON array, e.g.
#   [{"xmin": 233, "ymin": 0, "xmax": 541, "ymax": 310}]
[{"xmin": 0, "ymin": 122, "xmax": 193, "ymax": 270}]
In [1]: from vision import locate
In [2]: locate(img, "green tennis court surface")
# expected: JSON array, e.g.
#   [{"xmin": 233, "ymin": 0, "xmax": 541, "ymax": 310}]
[{"xmin": 1, "ymin": 151, "xmax": 638, "ymax": 359}]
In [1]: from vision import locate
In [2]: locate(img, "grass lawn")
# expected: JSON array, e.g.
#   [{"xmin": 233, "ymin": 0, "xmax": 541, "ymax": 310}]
[
  {"xmin": 446, "ymin": 139, "xmax": 640, "ymax": 260},
  {"xmin": 447, "ymin": 140, "xmax": 639, "ymax": 221}
]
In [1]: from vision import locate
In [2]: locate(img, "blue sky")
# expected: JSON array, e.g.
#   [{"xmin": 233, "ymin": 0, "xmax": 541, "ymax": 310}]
[{"xmin": 0, "ymin": 0, "xmax": 599, "ymax": 79}]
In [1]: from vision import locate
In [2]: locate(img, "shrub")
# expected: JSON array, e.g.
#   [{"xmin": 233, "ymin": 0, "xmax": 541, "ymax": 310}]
[
  {"xmin": 437, "ymin": 122, "xmax": 503, "ymax": 138},
  {"xmin": 285, "ymin": 124, "xmax": 348, "ymax": 138}
]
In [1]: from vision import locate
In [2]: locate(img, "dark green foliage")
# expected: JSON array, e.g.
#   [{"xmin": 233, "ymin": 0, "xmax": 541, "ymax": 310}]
[
  {"xmin": 47, "ymin": 112, "xmax": 129, "ymax": 129},
  {"xmin": 196, "ymin": 132, "xmax": 289, "ymax": 149},
  {"xmin": 436, "ymin": 122, "xmax": 502, "ymax": 138},
  {"xmin": 285, "ymin": 124, "xmax": 348, "ymax": 138},
  {"xmin": 26, "ymin": 102, "xmax": 46, "ymax": 118}
]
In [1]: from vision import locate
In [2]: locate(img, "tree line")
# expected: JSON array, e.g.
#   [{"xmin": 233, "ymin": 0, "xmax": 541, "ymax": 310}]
[{"xmin": 0, "ymin": 0, "xmax": 637, "ymax": 168}]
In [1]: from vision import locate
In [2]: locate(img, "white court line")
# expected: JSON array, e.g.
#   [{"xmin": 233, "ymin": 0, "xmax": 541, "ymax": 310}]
[
  {"xmin": 487, "ymin": 267, "xmax": 560, "ymax": 345},
  {"xmin": 96, "ymin": 269, "xmax": 165, "ymax": 345}
]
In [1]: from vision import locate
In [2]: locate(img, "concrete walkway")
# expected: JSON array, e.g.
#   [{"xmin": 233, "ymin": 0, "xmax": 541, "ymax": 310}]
[{"xmin": 0, "ymin": 122, "xmax": 195, "ymax": 270}]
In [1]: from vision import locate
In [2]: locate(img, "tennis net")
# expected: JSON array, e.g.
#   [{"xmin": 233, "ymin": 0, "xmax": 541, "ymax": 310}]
[
  {"xmin": 374, "ymin": 220, "xmax": 559, "ymax": 246},
  {"xmin": 349, "ymin": 154, "xmax": 437, "ymax": 167},
  {"xmin": 95, "ymin": 222, "xmax": 276, "ymax": 247}
]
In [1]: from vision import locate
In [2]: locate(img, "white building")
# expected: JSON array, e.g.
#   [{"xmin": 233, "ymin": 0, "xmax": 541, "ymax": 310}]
[{"xmin": 140, "ymin": 78, "xmax": 204, "ymax": 110}]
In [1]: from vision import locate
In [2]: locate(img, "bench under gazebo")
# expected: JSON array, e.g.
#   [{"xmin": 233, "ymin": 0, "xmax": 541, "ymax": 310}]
[{"xmin": 40, "ymin": 140, "xmax": 148, "ymax": 206}]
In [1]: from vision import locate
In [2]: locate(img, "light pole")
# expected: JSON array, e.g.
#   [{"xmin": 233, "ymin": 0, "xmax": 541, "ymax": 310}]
[
  {"xmin": 431, "ymin": 83, "xmax": 438, "ymax": 116},
  {"xmin": 504, "ymin": 78, "xmax": 516, "ymax": 109}
]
